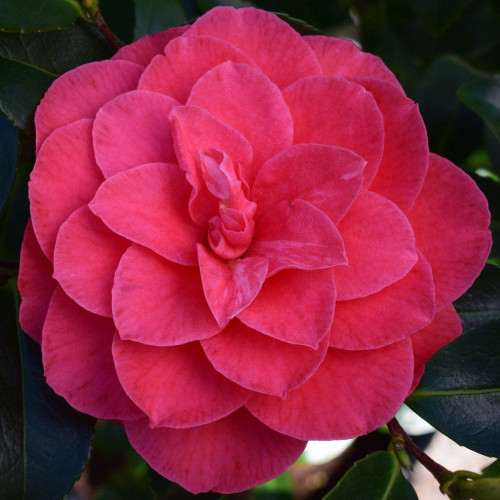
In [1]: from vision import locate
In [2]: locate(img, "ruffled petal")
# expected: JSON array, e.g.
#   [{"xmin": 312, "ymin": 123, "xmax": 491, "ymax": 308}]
[
  {"xmin": 89, "ymin": 163, "xmax": 203, "ymax": 266},
  {"xmin": 283, "ymin": 75, "xmax": 384, "ymax": 188},
  {"xmin": 330, "ymin": 252, "xmax": 435, "ymax": 350},
  {"xmin": 42, "ymin": 287, "xmax": 142, "ymax": 420},
  {"xmin": 138, "ymin": 35, "xmax": 255, "ymax": 103},
  {"xmin": 113, "ymin": 336, "xmax": 250, "ymax": 428},
  {"xmin": 202, "ymin": 320, "xmax": 329, "ymax": 397},
  {"xmin": 238, "ymin": 268, "xmax": 335, "ymax": 348},
  {"xmin": 335, "ymin": 191, "xmax": 418, "ymax": 300},
  {"xmin": 93, "ymin": 90, "xmax": 178, "ymax": 178},
  {"xmin": 408, "ymin": 154, "xmax": 491, "ymax": 310},
  {"xmin": 186, "ymin": 6, "xmax": 321, "ymax": 88},
  {"xmin": 187, "ymin": 61, "xmax": 293, "ymax": 185},
  {"xmin": 197, "ymin": 244, "xmax": 268, "ymax": 328},
  {"xmin": 350, "ymin": 77, "xmax": 428, "ymax": 212},
  {"xmin": 125, "ymin": 408, "xmax": 306, "ymax": 494},
  {"xmin": 53, "ymin": 206, "xmax": 128, "ymax": 318},
  {"xmin": 112, "ymin": 26, "xmax": 189, "ymax": 66},
  {"xmin": 29, "ymin": 119, "xmax": 103, "ymax": 260},
  {"xmin": 113, "ymin": 244, "xmax": 221, "ymax": 346},
  {"xmin": 252, "ymin": 144, "xmax": 364, "ymax": 223},
  {"xmin": 304, "ymin": 35, "xmax": 403, "ymax": 91},
  {"xmin": 248, "ymin": 199, "xmax": 346, "ymax": 276},
  {"xmin": 18, "ymin": 220, "xmax": 56, "ymax": 343},
  {"xmin": 246, "ymin": 339, "xmax": 414, "ymax": 440},
  {"xmin": 35, "ymin": 60, "xmax": 143, "ymax": 153}
]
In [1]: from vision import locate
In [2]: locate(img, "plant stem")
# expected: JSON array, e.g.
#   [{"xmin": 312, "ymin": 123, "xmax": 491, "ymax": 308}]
[
  {"xmin": 94, "ymin": 11, "xmax": 121, "ymax": 51},
  {"xmin": 387, "ymin": 417, "xmax": 450, "ymax": 481}
]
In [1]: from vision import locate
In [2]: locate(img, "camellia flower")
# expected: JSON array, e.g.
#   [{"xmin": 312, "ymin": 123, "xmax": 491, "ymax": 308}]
[{"xmin": 18, "ymin": 6, "xmax": 491, "ymax": 494}]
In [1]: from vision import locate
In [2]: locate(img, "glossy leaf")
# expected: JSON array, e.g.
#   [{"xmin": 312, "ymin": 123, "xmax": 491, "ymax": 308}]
[
  {"xmin": 407, "ymin": 319, "xmax": 500, "ymax": 457},
  {"xmin": 0, "ymin": 278, "xmax": 95, "ymax": 498},
  {"xmin": 134, "ymin": 0, "xmax": 188, "ymax": 39},
  {"xmin": 323, "ymin": 451, "xmax": 417, "ymax": 500},
  {"xmin": 0, "ymin": 113, "xmax": 17, "ymax": 212}
]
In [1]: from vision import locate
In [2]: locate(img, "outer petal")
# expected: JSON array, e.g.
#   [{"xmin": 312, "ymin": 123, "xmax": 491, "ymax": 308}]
[
  {"xmin": 252, "ymin": 144, "xmax": 365, "ymax": 223},
  {"xmin": 186, "ymin": 6, "xmax": 321, "ymax": 89},
  {"xmin": 202, "ymin": 321, "xmax": 329, "ymax": 397},
  {"xmin": 335, "ymin": 191, "xmax": 418, "ymax": 300},
  {"xmin": 330, "ymin": 252, "xmax": 435, "ymax": 350},
  {"xmin": 93, "ymin": 90, "xmax": 178, "ymax": 178},
  {"xmin": 248, "ymin": 199, "xmax": 346, "ymax": 276},
  {"xmin": 304, "ymin": 35, "xmax": 403, "ymax": 91},
  {"xmin": 197, "ymin": 244, "xmax": 268, "ymax": 328},
  {"xmin": 89, "ymin": 163, "xmax": 204, "ymax": 266},
  {"xmin": 29, "ymin": 119, "xmax": 104, "ymax": 260},
  {"xmin": 42, "ymin": 287, "xmax": 142, "ymax": 420},
  {"xmin": 113, "ymin": 244, "xmax": 221, "ymax": 346},
  {"xmin": 187, "ymin": 61, "xmax": 293, "ymax": 185},
  {"xmin": 112, "ymin": 26, "xmax": 189, "ymax": 66},
  {"xmin": 112, "ymin": 336, "xmax": 250, "ymax": 428},
  {"xmin": 139, "ymin": 35, "xmax": 255, "ymax": 103},
  {"xmin": 53, "ymin": 206, "xmax": 128, "ymax": 318},
  {"xmin": 407, "ymin": 154, "xmax": 491, "ymax": 310},
  {"xmin": 350, "ymin": 76, "xmax": 428, "ymax": 212},
  {"xmin": 238, "ymin": 268, "xmax": 335, "ymax": 348},
  {"xmin": 246, "ymin": 339, "xmax": 414, "ymax": 440},
  {"xmin": 35, "ymin": 60, "xmax": 143, "ymax": 153},
  {"xmin": 125, "ymin": 408, "xmax": 306, "ymax": 494},
  {"xmin": 283, "ymin": 75, "xmax": 384, "ymax": 188},
  {"xmin": 18, "ymin": 221, "xmax": 56, "ymax": 343}
]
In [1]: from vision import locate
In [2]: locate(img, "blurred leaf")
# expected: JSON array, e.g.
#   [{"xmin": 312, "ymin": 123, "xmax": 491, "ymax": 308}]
[
  {"xmin": 0, "ymin": 113, "xmax": 17, "ymax": 211},
  {"xmin": 274, "ymin": 13, "xmax": 323, "ymax": 35},
  {"xmin": 252, "ymin": 471, "xmax": 293, "ymax": 499},
  {"xmin": 0, "ymin": 20, "xmax": 114, "ymax": 130},
  {"xmin": 0, "ymin": 278, "xmax": 95, "ymax": 499},
  {"xmin": 100, "ymin": 0, "xmax": 136, "ymax": 44},
  {"xmin": 134, "ymin": 0, "xmax": 188, "ymax": 39},
  {"xmin": 454, "ymin": 264, "xmax": 500, "ymax": 330},
  {"xmin": 323, "ymin": 451, "xmax": 417, "ymax": 499},
  {"xmin": 458, "ymin": 75, "xmax": 500, "ymax": 140},
  {"xmin": 410, "ymin": 0, "xmax": 474, "ymax": 35},
  {"xmin": 407, "ymin": 319, "xmax": 500, "ymax": 457},
  {"xmin": 0, "ymin": 0, "xmax": 83, "ymax": 33},
  {"xmin": 483, "ymin": 459, "xmax": 500, "ymax": 478}
]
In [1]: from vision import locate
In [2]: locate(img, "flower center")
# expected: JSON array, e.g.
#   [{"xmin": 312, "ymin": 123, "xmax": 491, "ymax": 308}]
[{"xmin": 201, "ymin": 149, "xmax": 256, "ymax": 260}]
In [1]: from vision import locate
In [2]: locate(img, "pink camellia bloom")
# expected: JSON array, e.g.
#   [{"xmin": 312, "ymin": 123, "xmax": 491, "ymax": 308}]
[{"xmin": 18, "ymin": 6, "xmax": 491, "ymax": 494}]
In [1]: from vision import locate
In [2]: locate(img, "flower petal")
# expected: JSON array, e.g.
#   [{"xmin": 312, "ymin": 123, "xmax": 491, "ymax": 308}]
[
  {"xmin": 330, "ymin": 251, "xmax": 435, "ymax": 350},
  {"xmin": 202, "ymin": 320, "xmax": 329, "ymax": 397},
  {"xmin": 112, "ymin": 26, "xmax": 189, "ymax": 66},
  {"xmin": 125, "ymin": 408, "xmax": 306, "ymax": 494},
  {"xmin": 248, "ymin": 199, "xmax": 346, "ymax": 276},
  {"xmin": 197, "ymin": 244, "xmax": 268, "ymax": 328},
  {"xmin": 113, "ymin": 336, "xmax": 250, "ymax": 428},
  {"xmin": 53, "ymin": 206, "xmax": 128, "ymax": 318},
  {"xmin": 186, "ymin": 6, "xmax": 321, "ymax": 88},
  {"xmin": 408, "ymin": 154, "xmax": 491, "ymax": 310},
  {"xmin": 252, "ymin": 144, "xmax": 364, "ymax": 225},
  {"xmin": 187, "ymin": 61, "xmax": 293, "ymax": 185},
  {"xmin": 89, "ymin": 163, "xmax": 204, "ymax": 266},
  {"xmin": 304, "ymin": 35, "xmax": 403, "ymax": 91},
  {"xmin": 335, "ymin": 191, "xmax": 418, "ymax": 300},
  {"xmin": 42, "ymin": 287, "xmax": 142, "ymax": 420},
  {"xmin": 18, "ymin": 220, "xmax": 56, "ymax": 343},
  {"xmin": 93, "ymin": 90, "xmax": 178, "ymax": 178},
  {"xmin": 35, "ymin": 60, "xmax": 143, "ymax": 153},
  {"xmin": 139, "ymin": 35, "xmax": 255, "ymax": 103},
  {"xmin": 113, "ymin": 244, "xmax": 221, "ymax": 346},
  {"xmin": 238, "ymin": 269, "xmax": 335, "ymax": 348},
  {"xmin": 29, "ymin": 119, "xmax": 104, "ymax": 260},
  {"xmin": 246, "ymin": 339, "xmax": 414, "ymax": 440},
  {"xmin": 283, "ymin": 75, "xmax": 384, "ymax": 188}
]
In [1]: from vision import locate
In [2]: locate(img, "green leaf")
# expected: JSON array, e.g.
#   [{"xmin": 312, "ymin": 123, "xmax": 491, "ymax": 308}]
[
  {"xmin": 0, "ymin": 20, "xmax": 114, "ymax": 130},
  {"xmin": 100, "ymin": 0, "xmax": 136, "ymax": 44},
  {"xmin": 407, "ymin": 319, "xmax": 500, "ymax": 457},
  {"xmin": 0, "ymin": 0, "xmax": 84, "ymax": 33},
  {"xmin": 323, "ymin": 451, "xmax": 417, "ymax": 500},
  {"xmin": 458, "ymin": 75, "xmax": 500, "ymax": 140},
  {"xmin": 0, "ymin": 278, "xmax": 95, "ymax": 498},
  {"xmin": 0, "ymin": 113, "xmax": 17, "ymax": 211},
  {"xmin": 482, "ymin": 459, "xmax": 500, "ymax": 478},
  {"xmin": 134, "ymin": 0, "xmax": 188, "ymax": 39},
  {"xmin": 454, "ymin": 264, "xmax": 500, "ymax": 330},
  {"xmin": 274, "ymin": 12, "xmax": 323, "ymax": 35}
]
